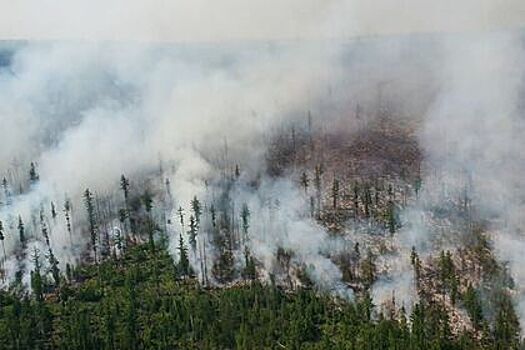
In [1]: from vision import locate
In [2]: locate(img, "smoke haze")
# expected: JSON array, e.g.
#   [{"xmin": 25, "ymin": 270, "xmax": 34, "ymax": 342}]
[{"xmin": 0, "ymin": 0, "xmax": 525, "ymax": 331}]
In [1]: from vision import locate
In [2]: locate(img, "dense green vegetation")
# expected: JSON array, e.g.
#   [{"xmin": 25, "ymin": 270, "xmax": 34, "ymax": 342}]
[
  {"xmin": 0, "ymin": 239, "xmax": 520, "ymax": 350},
  {"xmin": 0, "ymin": 126, "xmax": 520, "ymax": 349}
]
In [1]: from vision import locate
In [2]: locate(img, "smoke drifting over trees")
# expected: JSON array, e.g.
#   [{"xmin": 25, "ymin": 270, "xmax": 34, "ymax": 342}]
[
  {"xmin": 0, "ymin": 37, "xmax": 435, "ymax": 291},
  {"xmin": 0, "ymin": 1, "xmax": 525, "ymax": 348}
]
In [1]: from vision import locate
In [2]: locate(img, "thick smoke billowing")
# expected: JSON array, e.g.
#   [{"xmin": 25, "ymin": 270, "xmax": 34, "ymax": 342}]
[
  {"xmin": 367, "ymin": 31, "xmax": 525, "ymax": 321},
  {"xmin": 0, "ymin": 40, "xmax": 358, "ymax": 291},
  {"xmin": 0, "ymin": 0, "xmax": 525, "ymax": 330},
  {"xmin": 0, "ymin": 35, "xmax": 440, "ymax": 299},
  {"xmin": 418, "ymin": 31, "xmax": 525, "ymax": 325}
]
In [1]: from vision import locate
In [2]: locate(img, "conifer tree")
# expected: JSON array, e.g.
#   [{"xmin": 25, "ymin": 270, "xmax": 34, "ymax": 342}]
[
  {"xmin": 142, "ymin": 191, "xmax": 155, "ymax": 252},
  {"xmin": 463, "ymin": 284, "xmax": 483, "ymax": 329},
  {"xmin": 1, "ymin": 177, "xmax": 9, "ymax": 205},
  {"xmin": 213, "ymin": 240, "xmax": 235, "ymax": 284},
  {"xmin": 64, "ymin": 199, "xmax": 73, "ymax": 245},
  {"xmin": 234, "ymin": 164, "xmax": 241, "ymax": 179},
  {"xmin": 50, "ymin": 201, "xmax": 57, "ymax": 220},
  {"xmin": 84, "ymin": 189, "xmax": 98, "ymax": 263},
  {"xmin": 353, "ymin": 182, "xmax": 360, "ymax": 217},
  {"xmin": 177, "ymin": 206, "xmax": 185, "ymax": 229},
  {"xmin": 494, "ymin": 291, "xmax": 521, "ymax": 349},
  {"xmin": 415, "ymin": 173, "xmax": 422, "ymax": 198},
  {"xmin": 210, "ymin": 205, "xmax": 217, "ymax": 228},
  {"xmin": 387, "ymin": 200, "xmax": 397, "ymax": 234},
  {"xmin": 191, "ymin": 196, "xmax": 202, "ymax": 226},
  {"xmin": 363, "ymin": 184, "xmax": 372, "ymax": 218},
  {"xmin": 240, "ymin": 203, "xmax": 250, "ymax": 243},
  {"xmin": 47, "ymin": 248, "xmax": 60, "ymax": 288},
  {"xmin": 29, "ymin": 162, "xmax": 39, "ymax": 184},
  {"xmin": 120, "ymin": 174, "xmax": 134, "ymax": 235},
  {"xmin": 242, "ymin": 247, "xmax": 257, "ymax": 280},
  {"xmin": 40, "ymin": 208, "xmax": 50, "ymax": 247},
  {"xmin": 14, "ymin": 215, "xmax": 27, "ymax": 283},
  {"xmin": 117, "ymin": 208, "xmax": 128, "ymax": 252},
  {"xmin": 120, "ymin": 175, "xmax": 130, "ymax": 201},
  {"xmin": 410, "ymin": 247, "xmax": 422, "ymax": 290},
  {"xmin": 300, "ymin": 172, "xmax": 309, "ymax": 194},
  {"xmin": 360, "ymin": 249, "xmax": 377, "ymax": 289},
  {"xmin": 188, "ymin": 215, "xmax": 197, "ymax": 252},
  {"xmin": 177, "ymin": 233, "xmax": 190, "ymax": 277},
  {"xmin": 331, "ymin": 177, "xmax": 339, "ymax": 210},
  {"xmin": 31, "ymin": 248, "xmax": 44, "ymax": 303},
  {"xmin": 314, "ymin": 164, "xmax": 324, "ymax": 215},
  {"xmin": 65, "ymin": 263, "xmax": 72, "ymax": 283},
  {"xmin": 17, "ymin": 215, "xmax": 25, "ymax": 245},
  {"xmin": 0, "ymin": 219, "xmax": 5, "ymax": 267}
]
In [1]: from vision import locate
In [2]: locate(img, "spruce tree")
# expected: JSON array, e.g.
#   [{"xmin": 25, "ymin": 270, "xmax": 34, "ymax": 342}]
[
  {"xmin": 234, "ymin": 164, "xmax": 241, "ymax": 179},
  {"xmin": 1, "ymin": 177, "xmax": 9, "ymax": 205},
  {"xmin": 240, "ymin": 203, "xmax": 250, "ymax": 243},
  {"xmin": 83, "ymin": 189, "xmax": 98, "ymax": 263},
  {"xmin": 177, "ymin": 206, "xmax": 185, "ymax": 228},
  {"xmin": 314, "ymin": 164, "xmax": 324, "ymax": 218},
  {"xmin": 331, "ymin": 177, "xmax": 339, "ymax": 210},
  {"xmin": 50, "ymin": 201, "xmax": 57, "ymax": 220},
  {"xmin": 31, "ymin": 248, "xmax": 44, "ymax": 303},
  {"xmin": 300, "ymin": 172, "xmax": 309, "ymax": 194},
  {"xmin": 120, "ymin": 175, "xmax": 134, "ymax": 235},
  {"xmin": 142, "ymin": 191, "xmax": 155, "ymax": 253},
  {"xmin": 120, "ymin": 175, "xmax": 130, "ymax": 201},
  {"xmin": 29, "ymin": 162, "xmax": 39, "ymax": 184},
  {"xmin": 463, "ymin": 284, "xmax": 483, "ymax": 329},
  {"xmin": 178, "ymin": 233, "xmax": 190, "ymax": 277},
  {"xmin": 188, "ymin": 215, "xmax": 197, "ymax": 252},
  {"xmin": 0, "ymin": 219, "xmax": 6, "ymax": 265},
  {"xmin": 360, "ymin": 249, "xmax": 377, "ymax": 289},
  {"xmin": 17, "ymin": 215, "xmax": 25, "ymax": 245},
  {"xmin": 242, "ymin": 247, "xmax": 257, "ymax": 280},
  {"xmin": 494, "ymin": 291, "xmax": 521, "ymax": 349},
  {"xmin": 353, "ymin": 182, "xmax": 360, "ymax": 217},
  {"xmin": 15, "ymin": 215, "xmax": 27, "ymax": 282},
  {"xmin": 64, "ymin": 199, "xmax": 73, "ymax": 245},
  {"xmin": 387, "ymin": 200, "xmax": 397, "ymax": 234},
  {"xmin": 363, "ymin": 184, "xmax": 372, "ymax": 218},
  {"xmin": 191, "ymin": 196, "xmax": 202, "ymax": 226},
  {"xmin": 47, "ymin": 248, "xmax": 60, "ymax": 288},
  {"xmin": 210, "ymin": 205, "xmax": 217, "ymax": 228},
  {"xmin": 40, "ymin": 209, "xmax": 50, "ymax": 247}
]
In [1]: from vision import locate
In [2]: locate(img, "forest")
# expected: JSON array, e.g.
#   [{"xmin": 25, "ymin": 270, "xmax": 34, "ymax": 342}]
[
  {"xmin": 1, "ymin": 5, "xmax": 525, "ymax": 348},
  {"xmin": 0, "ymin": 111, "xmax": 522, "ymax": 349},
  {"xmin": 0, "ymin": 238, "xmax": 517, "ymax": 350}
]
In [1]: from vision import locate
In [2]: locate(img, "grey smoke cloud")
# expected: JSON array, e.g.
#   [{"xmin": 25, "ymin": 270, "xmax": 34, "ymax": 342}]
[
  {"xmin": 418, "ymin": 31, "xmax": 525, "ymax": 326},
  {"xmin": 0, "ymin": 39, "xmax": 357, "ymax": 293},
  {"xmin": 1, "ymin": 0, "xmax": 525, "ymax": 317},
  {"xmin": 1, "ymin": 0, "xmax": 524, "ymax": 42}
]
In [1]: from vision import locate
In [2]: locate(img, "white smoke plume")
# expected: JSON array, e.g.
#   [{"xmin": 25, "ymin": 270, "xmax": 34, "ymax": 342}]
[
  {"xmin": 417, "ymin": 31, "xmax": 525, "ymax": 326},
  {"xmin": 0, "ymin": 39, "xmax": 365, "ymax": 294},
  {"xmin": 0, "ymin": 0, "xmax": 524, "ymax": 316}
]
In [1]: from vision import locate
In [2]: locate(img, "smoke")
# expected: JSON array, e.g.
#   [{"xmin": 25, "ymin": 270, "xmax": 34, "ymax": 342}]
[
  {"xmin": 365, "ymin": 30, "xmax": 525, "ymax": 322},
  {"xmin": 2, "ymin": 0, "xmax": 524, "ymax": 42},
  {"xmin": 0, "ymin": 0, "xmax": 524, "ymax": 320},
  {"xmin": 0, "ymin": 38, "xmax": 366, "ymax": 294},
  {"xmin": 416, "ymin": 31, "xmax": 525, "ymax": 325},
  {"xmin": 240, "ymin": 178, "xmax": 352, "ymax": 297},
  {"xmin": 0, "ymin": 32, "xmax": 441, "ymax": 296}
]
